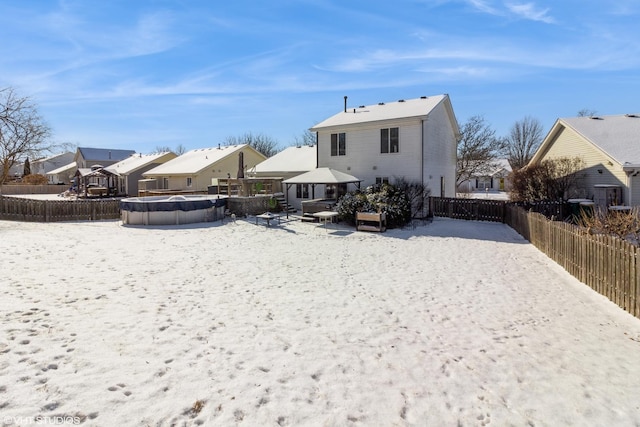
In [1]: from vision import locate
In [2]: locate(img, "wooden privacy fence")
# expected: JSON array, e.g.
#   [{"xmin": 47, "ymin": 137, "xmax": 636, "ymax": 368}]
[
  {"xmin": 504, "ymin": 204, "xmax": 639, "ymax": 319},
  {"xmin": 430, "ymin": 197, "xmax": 506, "ymax": 222},
  {"xmin": 0, "ymin": 196, "xmax": 121, "ymax": 222},
  {"xmin": 0, "ymin": 185, "xmax": 65, "ymax": 195},
  {"xmin": 430, "ymin": 197, "xmax": 567, "ymax": 223}
]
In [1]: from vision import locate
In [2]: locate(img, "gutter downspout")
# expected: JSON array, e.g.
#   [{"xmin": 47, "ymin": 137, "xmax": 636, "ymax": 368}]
[
  {"xmin": 421, "ymin": 119, "xmax": 425, "ymax": 189},
  {"xmin": 421, "ymin": 118, "xmax": 426, "ymax": 217},
  {"xmin": 623, "ymin": 165, "xmax": 639, "ymax": 206}
]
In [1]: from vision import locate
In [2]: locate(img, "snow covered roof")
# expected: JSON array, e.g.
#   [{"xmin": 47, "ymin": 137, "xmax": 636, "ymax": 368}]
[
  {"xmin": 105, "ymin": 152, "xmax": 177, "ymax": 175},
  {"xmin": 283, "ymin": 167, "xmax": 361, "ymax": 184},
  {"xmin": 557, "ymin": 114, "xmax": 640, "ymax": 164},
  {"xmin": 490, "ymin": 158, "xmax": 512, "ymax": 175},
  {"xmin": 47, "ymin": 161, "xmax": 76, "ymax": 175},
  {"xmin": 144, "ymin": 145, "xmax": 255, "ymax": 175},
  {"xmin": 310, "ymin": 95, "xmax": 450, "ymax": 130},
  {"xmin": 33, "ymin": 152, "xmax": 74, "ymax": 163},
  {"xmin": 253, "ymin": 145, "xmax": 316, "ymax": 174}
]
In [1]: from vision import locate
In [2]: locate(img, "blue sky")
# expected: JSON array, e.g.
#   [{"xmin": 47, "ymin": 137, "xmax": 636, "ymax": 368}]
[{"xmin": 1, "ymin": 0, "xmax": 639, "ymax": 154}]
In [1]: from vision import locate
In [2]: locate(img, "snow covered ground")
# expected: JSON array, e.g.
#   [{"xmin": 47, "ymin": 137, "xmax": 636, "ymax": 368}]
[{"xmin": 1, "ymin": 216, "xmax": 639, "ymax": 426}]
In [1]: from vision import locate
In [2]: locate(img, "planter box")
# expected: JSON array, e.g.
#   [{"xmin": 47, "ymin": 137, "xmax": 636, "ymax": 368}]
[{"xmin": 356, "ymin": 212, "xmax": 386, "ymax": 232}]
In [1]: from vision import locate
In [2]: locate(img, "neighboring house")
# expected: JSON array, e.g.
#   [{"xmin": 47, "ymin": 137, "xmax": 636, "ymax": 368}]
[
  {"xmin": 74, "ymin": 147, "xmax": 136, "ymax": 169},
  {"xmin": 530, "ymin": 114, "xmax": 640, "ymax": 207},
  {"xmin": 46, "ymin": 162, "xmax": 77, "ymax": 185},
  {"xmin": 248, "ymin": 145, "xmax": 317, "ymax": 209},
  {"xmin": 105, "ymin": 152, "xmax": 177, "ymax": 196},
  {"xmin": 31, "ymin": 152, "xmax": 75, "ymax": 183},
  {"xmin": 8, "ymin": 162, "xmax": 23, "ymax": 181},
  {"xmin": 458, "ymin": 159, "xmax": 512, "ymax": 193},
  {"xmin": 143, "ymin": 144, "xmax": 266, "ymax": 193},
  {"xmin": 311, "ymin": 95, "xmax": 459, "ymax": 198}
]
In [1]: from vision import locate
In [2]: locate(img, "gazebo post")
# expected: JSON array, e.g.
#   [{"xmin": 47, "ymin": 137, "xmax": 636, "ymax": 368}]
[{"xmin": 285, "ymin": 183, "xmax": 291, "ymax": 219}]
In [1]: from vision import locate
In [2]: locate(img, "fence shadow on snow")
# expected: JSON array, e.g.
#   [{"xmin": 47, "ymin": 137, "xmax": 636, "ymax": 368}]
[{"xmin": 430, "ymin": 197, "xmax": 639, "ymax": 320}]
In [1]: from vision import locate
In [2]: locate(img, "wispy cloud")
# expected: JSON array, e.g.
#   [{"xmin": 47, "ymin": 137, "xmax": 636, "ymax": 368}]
[
  {"xmin": 505, "ymin": 2, "xmax": 555, "ymax": 23},
  {"xmin": 466, "ymin": 0, "xmax": 502, "ymax": 16},
  {"xmin": 464, "ymin": 0, "xmax": 555, "ymax": 23}
]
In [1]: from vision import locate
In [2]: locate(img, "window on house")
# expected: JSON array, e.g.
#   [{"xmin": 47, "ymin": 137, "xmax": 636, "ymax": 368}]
[
  {"xmin": 380, "ymin": 127, "xmax": 399, "ymax": 153},
  {"xmin": 296, "ymin": 184, "xmax": 310, "ymax": 199},
  {"xmin": 163, "ymin": 178, "xmax": 169, "ymax": 189},
  {"xmin": 375, "ymin": 177, "xmax": 390, "ymax": 186},
  {"xmin": 331, "ymin": 133, "xmax": 346, "ymax": 156},
  {"xmin": 186, "ymin": 177, "xmax": 192, "ymax": 188}
]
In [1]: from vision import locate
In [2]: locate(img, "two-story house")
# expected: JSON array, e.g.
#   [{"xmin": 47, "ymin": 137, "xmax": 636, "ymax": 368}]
[{"xmin": 311, "ymin": 95, "xmax": 459, "ymax": 198}]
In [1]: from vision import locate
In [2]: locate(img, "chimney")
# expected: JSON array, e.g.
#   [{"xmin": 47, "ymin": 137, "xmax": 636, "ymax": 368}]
[{"xmin": 344, "ymin": 96, "xmax": 347, "ymax": 113}]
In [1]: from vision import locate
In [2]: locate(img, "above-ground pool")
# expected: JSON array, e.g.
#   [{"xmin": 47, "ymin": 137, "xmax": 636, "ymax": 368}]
[{"xmin": 120, "ymin": 195, "xmax": 227, "ymax": 225}]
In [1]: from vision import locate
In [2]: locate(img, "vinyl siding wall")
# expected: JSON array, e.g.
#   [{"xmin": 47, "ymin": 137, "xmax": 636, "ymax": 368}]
[
  {"xmin": 318, "ymin": 118, "xmax": 423, "ymax": 188},
  {"xmin": 539, "ymin": 126, "xmax": 628, "ymax": 202},
  {"xmin": 629, "ymin": 175, "xmax": 640, "ymax": 206},
  {"xmin": 152, "ymin": 150, "xmax": 265, "ymax": 192},
  {"xmin": 423, "ymin": 103, "xmax": 457, "ymax": 197},
  {"xmin": 318, "ymin": 106, "xmax": 456, "ymax": 197}
]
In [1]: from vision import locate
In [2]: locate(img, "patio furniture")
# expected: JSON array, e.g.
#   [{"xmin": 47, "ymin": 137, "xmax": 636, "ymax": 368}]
[
  {"xmin": 255, "ymin": 212, "xmax": 280, "ymax": 227},
  {"xmin": 313, "ymin": 211, "xmax": 339, "ymax": 229}
]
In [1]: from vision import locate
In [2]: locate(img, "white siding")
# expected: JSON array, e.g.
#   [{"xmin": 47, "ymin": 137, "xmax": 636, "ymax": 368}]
[
  {"xmin": 318, "ymin": 118, "xmax": 422, "ymax": 188},
  {"xmin": 318, "ymin": 113, "xmax": 456, "ymax": 195},
  {"xmin": 423, "ymin": 102, "xmax": 457, "ymax": 197}
]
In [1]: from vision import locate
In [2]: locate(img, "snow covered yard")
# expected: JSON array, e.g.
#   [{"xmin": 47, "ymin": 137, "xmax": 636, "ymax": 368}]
[{"xmin": 1, "ymin": 217, "xmax": 639, "ymax": 426}]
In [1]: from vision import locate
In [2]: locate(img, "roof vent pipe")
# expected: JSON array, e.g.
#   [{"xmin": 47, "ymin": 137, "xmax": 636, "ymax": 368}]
[{"xmin": 344, "ymin": 96, "xmax": 347, "ymax": 113}]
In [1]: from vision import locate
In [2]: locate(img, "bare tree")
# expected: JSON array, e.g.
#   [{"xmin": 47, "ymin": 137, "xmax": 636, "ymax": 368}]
[
  {"xmin": 0, "ymin": 87, "xmax": 53, "ymax": 184},
  {"xmin": 505, "ymin": 116, "xmax": 544, "ymax": 170},
  {"xmin": 456, "ymin": 115, "xmax": 505, "ymax": 189},
  {"xmin": 546, "ymin": 157, "xmax": 586, "ymax": 200},
  {"xmin": 224, "ymin": 132, "xmax": 280, "ymax": 157},
  {"xmin": 291, "ymin": 129, "xmax": 316, "ymax": 147},
  {"xmin": 510, "ymin": 156, "xmax": 585, "ymax": 202},
  {"xmin": 153, "ymin": 144, "xmax": 186, "ymax": 155},
  {"xmin": 577, "ymin": 108, "xmax": 598, "ymax": 117}
]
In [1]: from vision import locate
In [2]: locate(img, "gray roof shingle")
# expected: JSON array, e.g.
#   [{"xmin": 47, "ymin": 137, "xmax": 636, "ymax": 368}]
[{"xmin": 561, "ymin": 114, "xmax": 640, "ymax": 164}]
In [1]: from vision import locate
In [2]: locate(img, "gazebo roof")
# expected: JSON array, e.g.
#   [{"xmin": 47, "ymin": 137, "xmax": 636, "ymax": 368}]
[
  {"xmin": 282, "ymin": 167, "xmax": 361, "ymax": 185},
  {"xmin": 75, "ymin": 167, "xmax": 118, "ymax": 178}
]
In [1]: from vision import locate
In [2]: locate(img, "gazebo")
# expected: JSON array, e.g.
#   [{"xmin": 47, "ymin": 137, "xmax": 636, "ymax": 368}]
[
  {"xmin": 74, "ymin": 166, "xmax": 119, "ymax": 197},
  {"xmin": 282, "ymin": 167, "xmax": 361, "ymax": 218}
]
